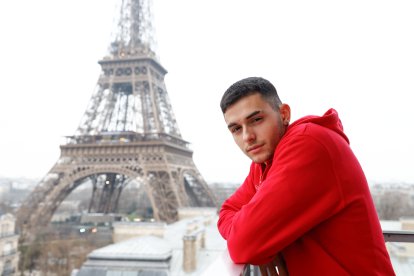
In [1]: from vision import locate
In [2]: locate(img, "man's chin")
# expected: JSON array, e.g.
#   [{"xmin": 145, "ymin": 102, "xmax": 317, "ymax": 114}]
[
  {"xmin": 250, "ymin": 155, "xmax": 266, "ymax": 164},
  {"xmin": 249, "ymin": 153, "xmax": 273, "ymax": 164}
]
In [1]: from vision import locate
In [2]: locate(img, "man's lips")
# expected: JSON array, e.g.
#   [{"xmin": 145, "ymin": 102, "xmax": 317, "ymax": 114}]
[{"xmin": 246, "ymin": 144, "xmax": 263, "ymax": 153}]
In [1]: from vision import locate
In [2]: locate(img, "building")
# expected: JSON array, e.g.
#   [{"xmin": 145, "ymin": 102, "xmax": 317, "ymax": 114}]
[
  {"xmin": 76, "ymin": 235, "xmax": 172, "ymax": 276},
  {"xmin": 74, "ymin": 207, "xmax": 226, "ymax": 275},
  {"xmin": 209, "ymin": 183, "xmax": 238, "ymax": 208},
  {"xmin": 0, "ymin": 213, "xmax": 19, "ymax": 276}
]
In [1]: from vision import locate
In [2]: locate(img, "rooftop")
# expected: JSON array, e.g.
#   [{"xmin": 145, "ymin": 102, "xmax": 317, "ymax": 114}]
[{"xmin": 76, "ymin": 208, "xmax": 226, "ymax": 275}]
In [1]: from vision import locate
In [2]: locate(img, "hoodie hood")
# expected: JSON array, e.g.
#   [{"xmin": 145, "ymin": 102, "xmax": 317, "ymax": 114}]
[{"xmin": 288, "ymin": 108, "xmax": 349, "ymax": 144}]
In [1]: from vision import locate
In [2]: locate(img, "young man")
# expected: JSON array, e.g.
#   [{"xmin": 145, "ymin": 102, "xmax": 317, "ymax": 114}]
[{"xmin": 217, "ymin": 77, "xmax": 395, "ymax": 275}]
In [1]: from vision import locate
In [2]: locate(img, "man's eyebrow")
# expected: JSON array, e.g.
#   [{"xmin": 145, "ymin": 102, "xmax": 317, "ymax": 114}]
[
  {"xmin": 227, "ymin": 110, "xmax": 262, "ymax": 129},
  {"xmin": 246, "ymin": 110, "xmax": 261, "ymax": 120}
]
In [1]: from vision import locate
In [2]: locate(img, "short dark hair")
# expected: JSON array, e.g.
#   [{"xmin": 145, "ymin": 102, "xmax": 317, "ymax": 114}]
[{"xmin": 220, "ymin": 77, "xmax": 282, "ymax": 113}]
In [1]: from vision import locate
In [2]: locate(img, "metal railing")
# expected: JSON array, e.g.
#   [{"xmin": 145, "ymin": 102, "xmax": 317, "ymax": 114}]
[
  {"xmin": 64, "ymin": 132, "xmax": 190, "ymax": 148},
  {"xmin": 200, "ymin": 249, "xmax": 244, "ymax": 276},
  {"xmin": 383, "ymin": 229, "xmax": 414, "ymax": 243},
  {"xmin": 202, "ymin": 230, "xmax": 414, "ymax": 276}
]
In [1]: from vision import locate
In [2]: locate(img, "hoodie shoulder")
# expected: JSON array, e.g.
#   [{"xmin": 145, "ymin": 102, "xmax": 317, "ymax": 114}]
[{"xmin": 288, "ymin": 109, "xmax": 349, "ymax": 144}]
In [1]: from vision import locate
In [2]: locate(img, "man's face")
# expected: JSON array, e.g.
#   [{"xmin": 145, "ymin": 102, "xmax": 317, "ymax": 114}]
[{"xmin": 224, "ymin": 93, "xmax": 290, "ymax": 164}]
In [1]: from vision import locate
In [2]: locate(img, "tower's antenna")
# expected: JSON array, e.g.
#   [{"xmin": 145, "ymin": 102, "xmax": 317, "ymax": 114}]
[{"xmin": 109, "ymin": 0, "xmax": 157, "ymax": 59}]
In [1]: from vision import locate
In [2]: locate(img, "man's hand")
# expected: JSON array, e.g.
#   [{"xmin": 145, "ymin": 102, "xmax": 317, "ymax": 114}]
[{"xmin": 258, "ymin": 253, "xmax": 289, "ymax": 276}]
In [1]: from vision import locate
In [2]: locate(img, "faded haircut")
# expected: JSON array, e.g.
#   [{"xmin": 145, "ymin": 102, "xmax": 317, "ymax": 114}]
[{"xmin": 220, "ymin": 77, "xmax": 282, "ymax": 113}]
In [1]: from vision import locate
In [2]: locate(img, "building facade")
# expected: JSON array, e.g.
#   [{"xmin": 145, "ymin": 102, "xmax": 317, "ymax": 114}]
[{"xmin": 0, "ymin": 213, "xmax": 19, "ymax": 276}]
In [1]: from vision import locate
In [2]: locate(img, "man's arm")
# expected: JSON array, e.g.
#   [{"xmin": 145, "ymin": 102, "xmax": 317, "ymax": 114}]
[
  {"xmin": 223, "ymin": 134, "xmax": 345, "ymax": 265},
  {"xmin": 218, "ymin": 163, "xmax": 257, "ymax": 240}
]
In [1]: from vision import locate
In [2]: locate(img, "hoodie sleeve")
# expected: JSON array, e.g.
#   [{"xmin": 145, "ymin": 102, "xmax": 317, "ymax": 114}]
[
  {"xmin": 218, "ymin": 163, "xmax": 257, "ymax": 240},
  {"xmin": 222, "ymin": 130, "xmax": 346, "ymax": 265}
]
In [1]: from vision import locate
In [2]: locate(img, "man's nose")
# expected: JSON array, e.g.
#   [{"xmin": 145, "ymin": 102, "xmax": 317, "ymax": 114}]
[{"xmin": 243, "ymin": 127, "xmax": 255, "ymax": 143}]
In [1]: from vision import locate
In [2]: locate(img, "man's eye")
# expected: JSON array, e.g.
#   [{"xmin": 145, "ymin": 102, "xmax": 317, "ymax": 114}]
[
  {"xmin": 231, "ymin": 126, "xmax": 241, "ymax": 133},
  {"xmin": 252, "ymin": 117, "xmax": 262, "ymax": 123}
]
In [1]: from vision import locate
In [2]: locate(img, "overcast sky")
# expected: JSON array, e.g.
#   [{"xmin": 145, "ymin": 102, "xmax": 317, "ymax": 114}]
[{"xmin": 0, "ymin": 0, "xmax": 413, "ymax": 185}]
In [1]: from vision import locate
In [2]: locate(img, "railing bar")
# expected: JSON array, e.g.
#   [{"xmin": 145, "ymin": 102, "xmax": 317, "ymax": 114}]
[
  {"xmin": 236, "ymin": 231, "xmax": 414, "ymax": 275},
  {"xmin": 383, "ymin": 230, "xmax": 414, "ymax": 243}
]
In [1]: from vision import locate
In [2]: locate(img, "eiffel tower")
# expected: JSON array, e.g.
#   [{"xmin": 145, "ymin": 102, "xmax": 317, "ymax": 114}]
[{"xmin": 16, "ymin": 0, "xmax": 217, "ymax": 242}]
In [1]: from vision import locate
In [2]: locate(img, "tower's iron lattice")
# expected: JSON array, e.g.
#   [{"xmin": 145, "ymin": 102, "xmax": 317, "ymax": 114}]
[{"xmin": 17, "ymin": 0, "xmax": 217, "ymax": 242}]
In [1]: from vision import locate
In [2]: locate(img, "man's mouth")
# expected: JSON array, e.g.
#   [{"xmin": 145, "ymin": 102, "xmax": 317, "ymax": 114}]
[{"xmin": 247, "ymin": 144, "xmax": 263, "ymax": 153}]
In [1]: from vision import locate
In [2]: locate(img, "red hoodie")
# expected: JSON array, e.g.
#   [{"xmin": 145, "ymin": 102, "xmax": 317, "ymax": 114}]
[{"xmin": 218, "ymin": 109, "xmax": 395, "ymax": 275}]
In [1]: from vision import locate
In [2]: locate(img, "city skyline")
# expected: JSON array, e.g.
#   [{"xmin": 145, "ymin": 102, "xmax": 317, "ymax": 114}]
[{"xmin": 0, "ymin": 0, "xmax": 413, "ymax": 184}]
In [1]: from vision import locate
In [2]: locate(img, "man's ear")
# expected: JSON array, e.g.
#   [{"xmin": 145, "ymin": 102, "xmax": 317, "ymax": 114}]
[{"xmin": 279, "ymin": 104, "xmax": 291, "ymax": 124}]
